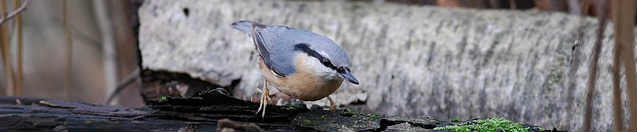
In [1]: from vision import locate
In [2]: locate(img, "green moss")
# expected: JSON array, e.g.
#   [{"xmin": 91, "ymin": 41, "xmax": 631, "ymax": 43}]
[
  {"xmin": 303, "ymin": 119, "xmax": 312, "ymax": 125},
  {"xmin": 159, "ymin": 96, "xmax": 168, "ymax": 101},
  {"xmin": 452, "ymin": 117, "xmax": 462, "ymax": 122},
  {"xmin": 341, "ymin": 109, "xmax": 358, "ymax": 116},
  {"xmin": 367, "ymin": 114, "xmax": 378, "ymax": 120},
  {"xmin": 433, "ymin": 117, "xmax": 530, "ymax": 132},
  {"xmin": 284, "ymin": 103, "xmax": 305, "ymax": 111}
]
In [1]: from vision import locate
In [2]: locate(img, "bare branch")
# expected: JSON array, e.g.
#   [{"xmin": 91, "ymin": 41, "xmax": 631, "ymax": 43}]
[
  {"xmin": 105, "ymin": 68, "xmax": 140, "ymax": 105},
  {"xmin": 583, "ymin": 0, "xmax": 609, "ymax": 130},
  {"xmin": 0, "ymin": 0, "xmax": 29, "ymax": 25},
  {"xmin": 93, "ymin": 0, "xmax": 119, "ymax": 105},
  {"xmin": 613, "ymin": 0, "xmax": 637, "ymax": 130}
]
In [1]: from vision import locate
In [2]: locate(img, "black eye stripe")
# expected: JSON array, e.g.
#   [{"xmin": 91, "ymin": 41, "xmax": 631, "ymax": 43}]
[{"xmin": 293, "ymin": 43, "xmax": 341, "ymax": 72}]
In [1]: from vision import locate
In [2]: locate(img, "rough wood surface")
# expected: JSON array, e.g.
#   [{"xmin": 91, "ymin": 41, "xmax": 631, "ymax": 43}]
[
  {"xmin": 0, "ymin": 88, "xmax": 459, "ymax": 132},
  {"xmin": 0, "ymin": 90, "xmax": 304, "ymax": 131}
]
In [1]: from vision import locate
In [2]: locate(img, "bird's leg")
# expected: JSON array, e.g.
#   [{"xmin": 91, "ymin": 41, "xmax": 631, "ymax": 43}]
[
  {"xmin": 255, "ymin": 80, "xmax": 271, "ymax": 118},
  {"xmin": 262, "ymin": 80, "xmax": 270, "ymax": 118},
  {"xmin": 256, "ymin": 80, "xmax": 267, "ymax": 117},
  {"xmin": 327, "ymin": 96, "xmax": 336, "ymax": 111},
  {"xmin": 256, "ymin": 92, "xmax": 263, "ymax": 114}
]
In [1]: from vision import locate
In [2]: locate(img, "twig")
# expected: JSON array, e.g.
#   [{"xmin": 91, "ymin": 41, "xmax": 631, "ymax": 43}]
[
  {"xmin": 611, "ymin": 15, "xmax": 623, "ymax": 131},
  {"xmin": 0, "ymin": 0, "xmax": 14, "ymax": 96},
  {"xmin": 0, "ymin": 0, "xmax": 29, "ymax": 25},
  {"xmin": 105, "ymin": 68, "xmax": 140, "ymax": 105},
  {"xmin": 611, "ymin": 0, "xmax": 624, "ymax": 130},
  {"xmin": 583, "ymin": 0, "xmax": 608, "ymax": 130},
  {"xmin": 93, "ymin": 0, "xmax": 118, "ymax": 105},
  {"xmin": 0, "ymin": 0, "xmax": 29, "ymax": 96},
  {"xmin": 613, "ymin": 0, "xmax": 637, "ymax": 130},
  {"xmin": 15, "ymin": 0, "xmax": 23, "ymax": 96},
  {"xmin": 63, "ymin": 0, "xmax": 72, "ymax": 100}
]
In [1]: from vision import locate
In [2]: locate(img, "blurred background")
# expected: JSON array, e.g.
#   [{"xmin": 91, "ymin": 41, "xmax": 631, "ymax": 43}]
[
  {"xmin": 0, "ymin": 0, "xmax": 633, "ymax": 131},
  {"xmin": 0, "ymin": 0, "xmax": 143, "ymax": 107}
]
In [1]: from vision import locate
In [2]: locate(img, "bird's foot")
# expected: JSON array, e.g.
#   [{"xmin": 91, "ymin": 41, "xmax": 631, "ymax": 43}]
[
  {"xmin": 256, "ymin": 95, "xmax": 265, "ymax": 117},
  {"xmin": 256, "ymin": 81, "xmax": 270, "ymax": 118},
  {"xmin": 256, "ymin": 89, "xmax": 264, "ymax": 114},
  {"xmin": 327, "ymin": 96, "xmax": 336, "ymax": 111}
]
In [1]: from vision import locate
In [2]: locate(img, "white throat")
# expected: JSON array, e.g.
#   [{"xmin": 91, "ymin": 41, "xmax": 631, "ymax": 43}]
[{"xmin": 298, "ymin": 53, "xmax": 341, "ymax": 80}]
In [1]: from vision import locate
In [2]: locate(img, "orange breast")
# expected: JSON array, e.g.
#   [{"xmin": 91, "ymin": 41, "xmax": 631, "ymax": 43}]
[{"xmin": 257, "ymin": 54, "xmax": 343, "ymax": 101}]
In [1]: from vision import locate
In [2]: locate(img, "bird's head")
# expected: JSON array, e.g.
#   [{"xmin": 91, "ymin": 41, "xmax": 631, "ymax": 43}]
[{"xmin": 294, "ymin": 43, "xmax": 359, "ymax": 85}]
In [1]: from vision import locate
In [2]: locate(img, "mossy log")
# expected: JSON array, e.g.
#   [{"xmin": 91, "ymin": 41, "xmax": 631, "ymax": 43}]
[{"xmin": 0, "ymin": 90, "xmax": 447, "ymax": 132}]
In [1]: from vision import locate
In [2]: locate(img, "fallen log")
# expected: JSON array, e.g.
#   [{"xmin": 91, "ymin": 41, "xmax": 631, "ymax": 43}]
[
  {"xmin": 0, "ymin": 89, "xmax": 307, "ymax": 131},
  {"xmin": 0, "ymin": 89, "xmax": 448, "ymax": 132},
  {"xmin": 0, "ymin": 88, "xmax": 551, "ymax": 131}
]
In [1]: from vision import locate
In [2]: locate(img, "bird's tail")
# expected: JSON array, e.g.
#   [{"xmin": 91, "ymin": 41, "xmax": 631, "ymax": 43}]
[{"xmin": 231, "ymin": 20, "xmax": 258, "ymax": 33}]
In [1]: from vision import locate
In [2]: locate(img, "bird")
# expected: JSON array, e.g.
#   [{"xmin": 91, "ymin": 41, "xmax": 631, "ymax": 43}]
[{"xmin": 232, "ymin": 20, "xmax": 359, "ymax": 117}]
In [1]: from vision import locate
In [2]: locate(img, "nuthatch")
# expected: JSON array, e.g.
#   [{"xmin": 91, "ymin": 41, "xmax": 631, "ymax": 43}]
[{"xmin": 232, "ymin": 20, "xmax": 359, "ymax": 117}]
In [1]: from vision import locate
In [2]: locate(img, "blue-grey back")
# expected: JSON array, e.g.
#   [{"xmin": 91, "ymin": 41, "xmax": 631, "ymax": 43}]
[{"xmin": 232, "ymin": 21, "xmax": 351, "ymax": 76}]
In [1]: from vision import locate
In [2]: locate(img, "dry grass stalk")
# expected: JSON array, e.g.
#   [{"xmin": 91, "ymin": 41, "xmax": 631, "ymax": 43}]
[
  {"xmin": 14, "ymin": 0, "xmax": 22, "ymax": 96},
  {"xmin": 0, "ymin": 0, "xmax": 14, "ymax": 96},
  {"xmin": 93, "ymin": 0, "xmax": 118, "ymax": 105},
  {"xmin": 63, "ymin": 0, "xmax": 72, "ymax": 100},
  {"xmin": 0, "ymin": 0, "xmax": 28, "ymax": 96},
  {"xmin": 612, "ymin": 0, "xmax": 637, "ymax": 130},
  {"xmin": 583, "ymin": 0, "xmax": 608, "ymax": 130}
]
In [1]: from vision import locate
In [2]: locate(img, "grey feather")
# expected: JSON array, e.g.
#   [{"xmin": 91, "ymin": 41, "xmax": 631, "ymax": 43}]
[
  {"xmin": 231, "ymin": 20, "xmax": 253, "ymax": 33},
  {"xmin": 232, "ymin": 20, "xmax": 352, "ymax": 76}
]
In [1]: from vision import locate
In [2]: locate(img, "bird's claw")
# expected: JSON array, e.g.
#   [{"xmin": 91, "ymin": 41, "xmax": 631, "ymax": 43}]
[{"xmin": 256, "ymin": 81, "xmax": 270, "ymax": 118}]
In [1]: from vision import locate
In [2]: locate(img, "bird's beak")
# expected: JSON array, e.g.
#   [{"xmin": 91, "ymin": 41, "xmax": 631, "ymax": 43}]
[{"xmin": 341, "ymin": 71, "xmax": 359, "ymax": 85}]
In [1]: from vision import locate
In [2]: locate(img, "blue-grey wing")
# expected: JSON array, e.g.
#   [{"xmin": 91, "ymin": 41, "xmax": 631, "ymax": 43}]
[
  {"xmin": 232, "ymin": 20, "xmax": 297, "ymax": 76},
  {"xmin": 252, "ymin": 26, "xmax": 298, "ymax": 77}
]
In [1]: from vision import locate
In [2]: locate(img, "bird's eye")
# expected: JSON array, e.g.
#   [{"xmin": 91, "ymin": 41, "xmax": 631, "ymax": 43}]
[{"xmin": 337, "ymin": 67, "xmax": 345, "ymax": 73}]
